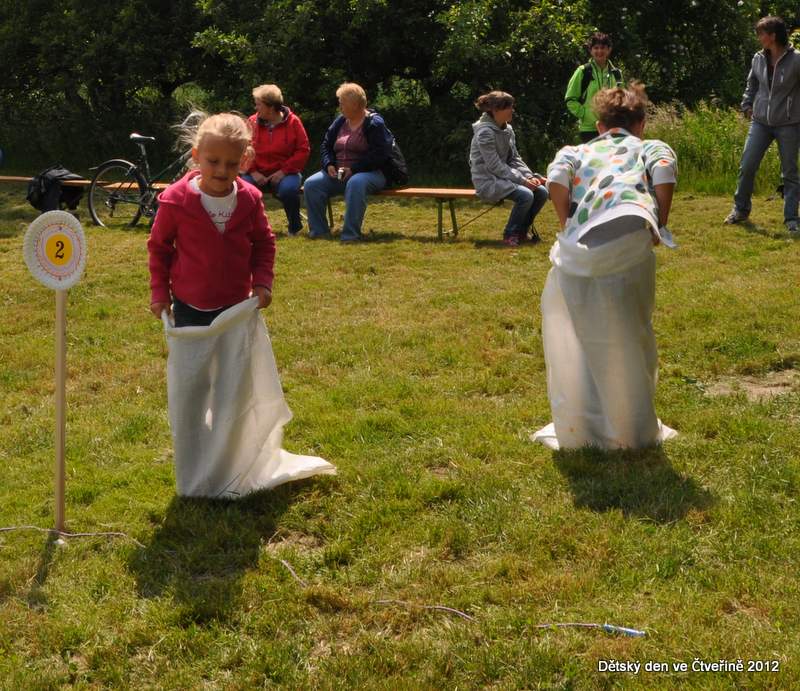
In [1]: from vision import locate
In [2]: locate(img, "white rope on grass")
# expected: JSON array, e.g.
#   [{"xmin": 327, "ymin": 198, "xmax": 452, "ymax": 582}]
[
  {"xmin": 533, "ymin": 622, "xmax": 647, "ymax": 637},
  {"xmin": 277, "ymin": 558, "xmax": 308, "ymax": 588},
  {"xmin": 374, "ymin": 598, "xmax": 477, "ymax": 622},
  {"xmin": 271, "ymin": 556, "xmax": 476, "ymax": 622},
  {"xmin": 266, "ymin": 555, "xmax": 646, "ymax": 636},
  {"xmin": 0, "ymin": 525, "xmax": 145, "ymax": 548}
]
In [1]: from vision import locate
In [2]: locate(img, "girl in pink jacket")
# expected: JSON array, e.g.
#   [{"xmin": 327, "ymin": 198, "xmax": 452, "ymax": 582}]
[{"xmin": 148, "ymin": 112, "xmax": 276, "ymax": 328}]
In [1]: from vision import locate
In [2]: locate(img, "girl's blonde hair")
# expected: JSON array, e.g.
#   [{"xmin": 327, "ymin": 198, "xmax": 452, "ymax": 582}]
[
  {"xmin": 336, "ymin": 82, "xmax": 368, "ymax": 107},
  {"xmin": 195, "ymin": 112, "xmax": 252, "ymax": 151},
  {"xmin": 176, "ymin": 111, "xmax": 254, "ymax": 164},
  {"xmin": 592, "ymin": 82, "xmax": 649, "ymax": 131}
]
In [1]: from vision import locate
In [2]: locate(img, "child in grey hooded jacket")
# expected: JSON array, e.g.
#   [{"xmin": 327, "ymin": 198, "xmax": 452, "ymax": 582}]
[{"xmin": 469, "ymin": 91, "xmax": 548, "ymax": 246}]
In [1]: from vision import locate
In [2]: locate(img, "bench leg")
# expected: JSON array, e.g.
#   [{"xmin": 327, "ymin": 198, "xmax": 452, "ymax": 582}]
[
  {"xmin": 448, "ymin": 199, "xmax": 459, "ymax": 238},
  {"xmin": 326, "ymin": 199, "xmax": 333, "ymax": 228},
  {"xmin": 437, "ymin": 199, "xmax": 443, "ymax": 241}
]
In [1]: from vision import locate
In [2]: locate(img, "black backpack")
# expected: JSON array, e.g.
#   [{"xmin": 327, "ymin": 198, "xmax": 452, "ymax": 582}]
[
  {"xmin": 27, "ymin": 165, "xmax": 84, "ymax": 212},
  {"xmin": 364, "ymin": 113, "xmax": 409, "ymax": 187},
  {"xmin": 386, "ymin": 137, "xmax": 409, "ymax": 187},
  {"xmin": 579, "ymin": 63, "xmax": 623, "ymax": 104}
]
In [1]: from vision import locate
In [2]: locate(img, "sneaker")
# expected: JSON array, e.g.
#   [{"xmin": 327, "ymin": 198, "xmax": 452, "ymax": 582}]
[
  {"xmin": 723, "ymin": 208, "xmax": 749, "ymax": 224},
  {"xmin": 287, "ymin": 227, "xmax": 302, "ymax": 237},
  {"xmin": 787, "ymin": 220, "xmax": 800, "ymax": 236},
  {"xmin": 502, "ymin": 235, "xmax": 520, "ymax": 247}
]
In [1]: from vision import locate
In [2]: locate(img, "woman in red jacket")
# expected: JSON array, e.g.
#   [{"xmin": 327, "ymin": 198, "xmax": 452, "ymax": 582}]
[{"xmin": 242, "ymin": 84, "xmax": 310, "ymax": 235}]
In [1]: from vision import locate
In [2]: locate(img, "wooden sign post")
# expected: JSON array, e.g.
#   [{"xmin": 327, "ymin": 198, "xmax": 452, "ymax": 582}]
[{"xmin": 23, "ymin": 210, "xmax": 87, "ymax": 533}]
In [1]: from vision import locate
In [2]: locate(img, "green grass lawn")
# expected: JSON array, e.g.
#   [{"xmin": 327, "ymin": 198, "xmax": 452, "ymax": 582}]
[{"xmin": 1, "ymin": 182, "xmax": 798, "ymax": 689}]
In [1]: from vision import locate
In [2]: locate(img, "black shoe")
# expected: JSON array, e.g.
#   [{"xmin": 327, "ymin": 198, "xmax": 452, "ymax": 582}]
[{"xmin": 520, "ymin": 225, "xmax": 540, "ymax": 243}]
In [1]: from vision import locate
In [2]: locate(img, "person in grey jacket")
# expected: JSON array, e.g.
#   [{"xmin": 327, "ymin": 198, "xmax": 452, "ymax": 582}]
[
  {"xmin": 725, "ymin": 16, "xmax": 800, "ymax": 234},
  {"xmin": 469, "ymin": 91, "xmax": 548, "ymax": 246}
]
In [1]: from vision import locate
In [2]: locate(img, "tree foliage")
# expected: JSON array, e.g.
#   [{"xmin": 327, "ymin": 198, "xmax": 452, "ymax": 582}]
[
  {"xmin": 0, "ymin": 0, "xmax": 202, "ymax": 166},
  {"xmin": 0, "ymin": 0, "xmax": 794, "ymax": 179}
]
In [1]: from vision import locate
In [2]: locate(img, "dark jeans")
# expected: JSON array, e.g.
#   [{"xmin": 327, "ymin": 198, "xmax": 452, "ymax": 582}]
[
  {"xmin": 241, "ymin": 172, "xmax": 303, "ymax": 233},
  {"xmin": 173, "ymin": 297, "xmax": 233, "ymax": 327}
]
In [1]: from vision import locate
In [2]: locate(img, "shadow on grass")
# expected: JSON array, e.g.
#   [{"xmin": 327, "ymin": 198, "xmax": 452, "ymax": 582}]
[
  {"xmin": 25, "ymin": 534, "xmax": 59, "ymax": 610},
  {"xmin": 0, "ymin": 185, "xmax": 36, "ymax": 238},
  {"xmin": 738, "ymin": 219, "xmax": 787, "ymax": 240},
  {"xmin": 471, "ymin": 238, "xmax": 546, "ymax": 249},
  {"xmin": 553, "ymin": 445, "xmax": 714, "ymax": 523},
  {"xmin": 298, "ymin": 229, "xmax": 450, "ymax": 244},
  {"xmin": 364, "ymin": 229, "xmax": 446, "ymax": 244},
  {"xmin": 128, "ymin": 481, "xmax": 312, "ymax": 624}
]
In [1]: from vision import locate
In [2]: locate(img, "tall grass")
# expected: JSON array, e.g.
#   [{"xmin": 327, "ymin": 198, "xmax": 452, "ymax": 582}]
[{"xmin": 647, "ymin": 102, "xmax": 782, "ymax": 196}]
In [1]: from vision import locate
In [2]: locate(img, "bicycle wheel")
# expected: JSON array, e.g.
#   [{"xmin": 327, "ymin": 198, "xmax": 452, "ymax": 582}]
[{"xmin": 88, "ymin": 159, "xmax": 148, "ymax": 228}]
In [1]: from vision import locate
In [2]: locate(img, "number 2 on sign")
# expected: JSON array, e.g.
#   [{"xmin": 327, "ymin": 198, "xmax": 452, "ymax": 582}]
[{"xmin": 45, "ymin": 234, "xmax": 72, "ymax": 266}]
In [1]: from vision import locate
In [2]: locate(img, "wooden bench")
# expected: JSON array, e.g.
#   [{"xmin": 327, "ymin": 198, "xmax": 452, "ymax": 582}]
[
  {"xmin": 0, "ymin": 175, "xmax": 96, "ymax": 187},
  {"xmin": 366, "ymin": 187, "xmax": 477, "ymax": 240},
  {"xmin": 0, "ymin": 175, "xmax": 167, "ymax": 189},
  {"xmin": 1, "ymin": 176, "xmax": 479, "ymax": 240}
]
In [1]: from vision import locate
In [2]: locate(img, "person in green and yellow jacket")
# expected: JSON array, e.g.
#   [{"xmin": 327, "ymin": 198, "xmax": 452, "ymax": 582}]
[{"xmin": 565, "ymin": 32, "xmax": 623, "ymax": 143}]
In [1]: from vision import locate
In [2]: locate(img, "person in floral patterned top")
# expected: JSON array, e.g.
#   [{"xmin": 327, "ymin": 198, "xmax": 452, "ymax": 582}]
[{"xmin": 532, "ymin": 82, "xmax": 678, "ymax": 451}]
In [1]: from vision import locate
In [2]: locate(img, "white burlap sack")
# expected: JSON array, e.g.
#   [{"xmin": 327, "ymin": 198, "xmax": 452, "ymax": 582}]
[
  {"xmin": 161, "ymin": 297, "xmax": 335, "ymax": 498},
  {"xmin": 532, "ymin": 230, "xmax": 677, "ymax": 450}
]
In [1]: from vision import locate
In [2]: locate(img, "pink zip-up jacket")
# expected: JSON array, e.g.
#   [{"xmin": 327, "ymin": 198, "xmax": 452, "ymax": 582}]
[
  {"xmin": 246, "ymin": 107, "xmax": 310, "ymax": 176},
  {"xmin": 148, "ymin": 171, "xmax": 276, "ymax": 309}
]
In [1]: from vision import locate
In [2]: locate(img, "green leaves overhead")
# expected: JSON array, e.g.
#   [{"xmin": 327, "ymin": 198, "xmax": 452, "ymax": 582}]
[{"xmin": 0, "ymin": 0, "xmax": 781, "ymax": 176}]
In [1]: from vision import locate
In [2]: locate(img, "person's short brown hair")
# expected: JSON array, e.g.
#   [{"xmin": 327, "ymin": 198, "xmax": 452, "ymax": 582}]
[
  {"xmin": 252, "ymin": 84, "xmax": 284, "ymax": 109},
  {"xmin": 474, "ymin": 91, "xmax": 514, "ymax": 113},
  {"xmin": 756, "ymin": 16, "xmax": 788, "ymax": 46},
  {"xmin": 587, "ymin": 31, "xmax": 612, "ymax": 50},
  {"xmin": 592, "ymin": 81, "xmax": 649, "ymax": 130},
  {"xmin": 336, "ymin": 82, "xmax": 368, "ymax": 108}
]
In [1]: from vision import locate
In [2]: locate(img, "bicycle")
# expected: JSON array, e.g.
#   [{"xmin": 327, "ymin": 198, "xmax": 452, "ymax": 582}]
[{"xmin": 88, "ymin": 130, "xmax": 192, "ymax": 228}]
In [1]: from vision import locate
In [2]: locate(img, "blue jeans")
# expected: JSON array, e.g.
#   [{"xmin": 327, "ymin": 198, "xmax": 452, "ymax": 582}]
[
  {"xmin": 734, "ymin": 119, "xmax": 799, "ymax": 223},
  {"xmin": 304, "ymin": 169, "xmax": 387, "ymax": 240},
  {"xmin": 241, "ymin": 173, "xmax": 303, "ymax": 233},
  {"xmin": 503, "ymin": 184, "xmax": 549, "ymax": 238}
]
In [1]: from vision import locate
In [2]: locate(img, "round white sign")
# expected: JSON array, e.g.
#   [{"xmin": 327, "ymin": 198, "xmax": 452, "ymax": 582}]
[{"xmin": 23, "ymin": 210, "xmax": 87, "ymax": 290}]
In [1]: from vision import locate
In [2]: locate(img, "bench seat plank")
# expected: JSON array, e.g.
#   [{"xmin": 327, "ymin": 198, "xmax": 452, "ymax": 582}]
[
  {"xmin": 0, "ymin": 175, "xmax": 167, "ymax": 188},
  {"xmin": 376, "ymin": 187, "xmax": 476, "ymax": 198},
  {"xmin": 1, "ymin": 175, "xmax": 480, "ymax": 239}
]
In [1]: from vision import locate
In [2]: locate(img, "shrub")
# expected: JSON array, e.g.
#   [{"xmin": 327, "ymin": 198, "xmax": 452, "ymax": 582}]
[{"xmin": 647, "ymin": 102, "xmax": 782, "ymax": 196}]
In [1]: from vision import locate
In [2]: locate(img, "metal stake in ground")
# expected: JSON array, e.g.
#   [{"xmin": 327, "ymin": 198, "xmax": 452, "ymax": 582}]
[{"xmin": 23, "ymin": 210, "xmax": 87, "ymax": 533}]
